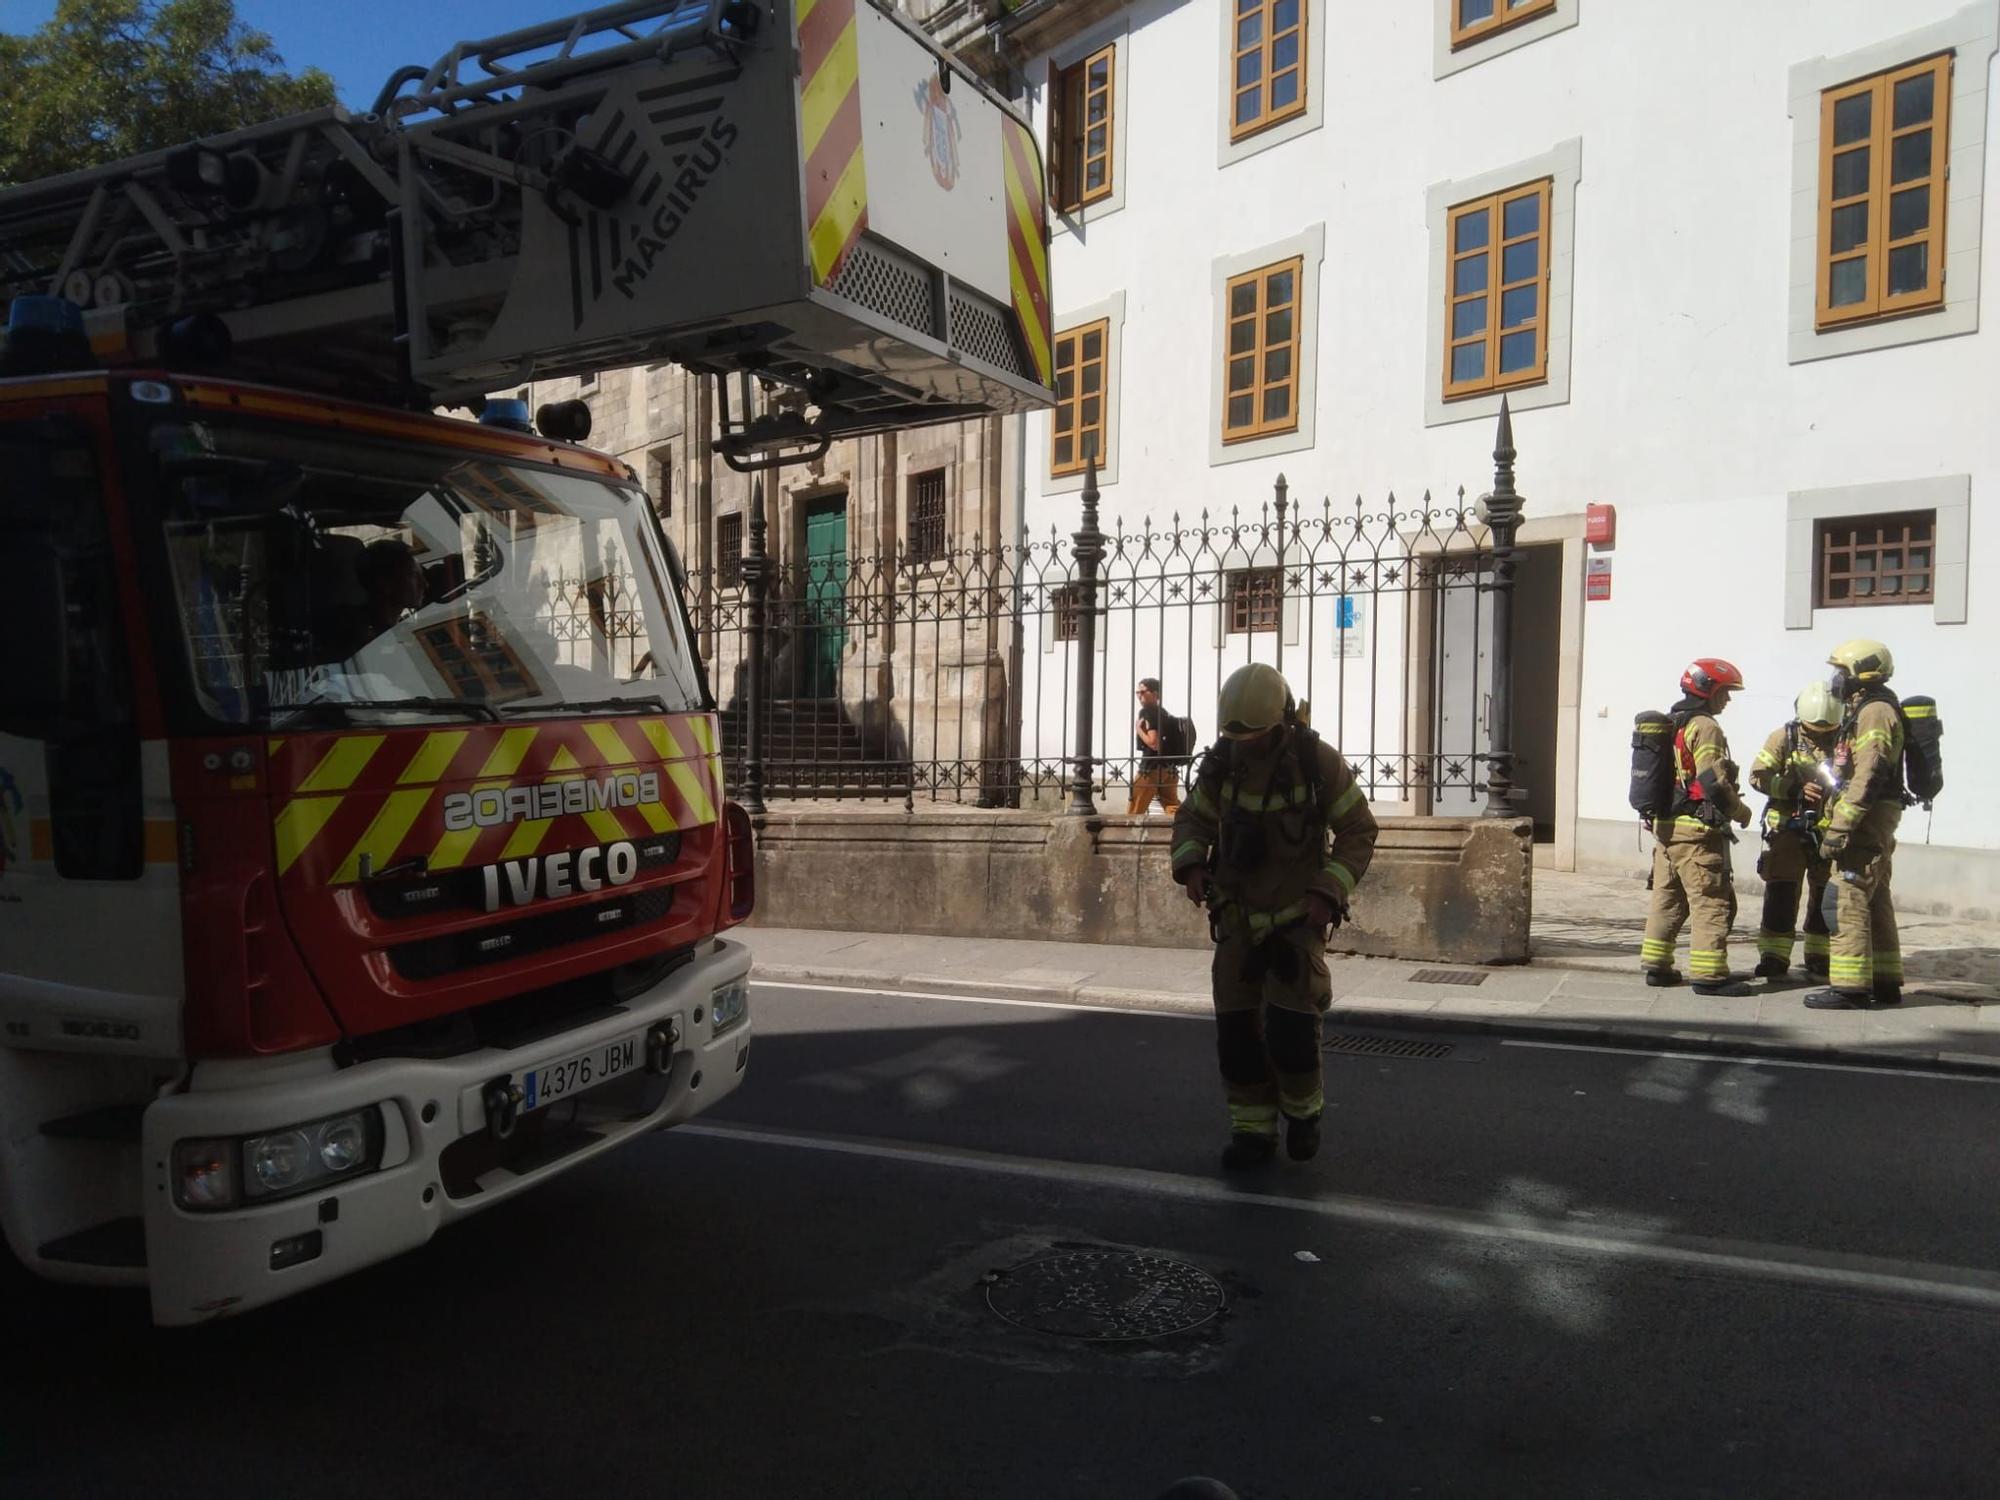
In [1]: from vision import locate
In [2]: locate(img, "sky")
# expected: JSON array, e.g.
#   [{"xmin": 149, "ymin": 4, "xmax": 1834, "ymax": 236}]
[{"xmin": 1, "ymin": 0, "xmax": 585, "ymax": 108}]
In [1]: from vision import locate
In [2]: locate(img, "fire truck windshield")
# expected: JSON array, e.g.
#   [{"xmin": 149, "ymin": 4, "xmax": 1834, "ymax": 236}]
[{"xmin": 146, "ymin": 414, "xmax": 705, "ymax": 728}]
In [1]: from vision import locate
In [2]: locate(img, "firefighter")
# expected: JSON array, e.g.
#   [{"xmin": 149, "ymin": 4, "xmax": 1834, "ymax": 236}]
[
  {"xmin": 1748, "ymin": 682, "xmax": 1842, "ymax": 981},
  {"xmin": 1638, "ymin": 659, "xmax": 1756, "ymax": 995},
  {"xmin": 1806, "ymin": 639, "xmax": 1905, "ymax": 1011},
  {"xmin": 1171, "ymin": 664, "xmax": 1378, "ymax": 1169}
]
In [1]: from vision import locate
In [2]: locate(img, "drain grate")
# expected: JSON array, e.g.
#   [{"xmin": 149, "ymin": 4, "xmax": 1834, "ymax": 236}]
[
  {"xmin": 1410, "ymin": 968, "xmax": 1488, "ymax": 987},
  {"xmin": 1323, "ymin": 1033, "xmax": 1455, "ymax": 1059},
  {"xmin": 984, "ymin": 1250, "xmax": 1224, "ymax": 1342}
]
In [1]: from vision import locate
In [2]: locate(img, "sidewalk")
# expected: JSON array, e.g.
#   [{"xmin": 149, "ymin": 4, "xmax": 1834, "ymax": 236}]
[{"xmin": 740, "ymin": 868, "xmax": 2000, "ymax": 1075}]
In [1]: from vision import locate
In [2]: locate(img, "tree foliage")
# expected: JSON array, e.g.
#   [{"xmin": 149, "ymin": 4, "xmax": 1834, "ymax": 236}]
[{"xmin": 0, "ymin": 0, "xmax": 336, "ymax": 185}]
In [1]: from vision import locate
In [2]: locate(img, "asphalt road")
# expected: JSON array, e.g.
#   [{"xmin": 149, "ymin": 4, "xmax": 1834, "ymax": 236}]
[{"xmin": 8, "ymin": 980, "xmax": 2000, "ymax": 1500}]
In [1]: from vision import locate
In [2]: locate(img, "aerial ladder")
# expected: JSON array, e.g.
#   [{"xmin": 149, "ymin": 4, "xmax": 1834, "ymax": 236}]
[{"xmin": 0, "ymin": 0, "xmax": 1054, "ymax": 461}]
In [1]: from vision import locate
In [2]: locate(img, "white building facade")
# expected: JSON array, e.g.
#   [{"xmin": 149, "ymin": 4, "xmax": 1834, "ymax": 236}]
[{"xmin": 932, "ymin": 0, "xmax": 1999, "ymax": 918}]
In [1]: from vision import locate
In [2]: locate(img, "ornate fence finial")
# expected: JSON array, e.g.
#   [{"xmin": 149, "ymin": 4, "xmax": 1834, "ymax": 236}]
[{"xmin": 739, "ymin": 374, "xmax": 770, "ymax": 817}]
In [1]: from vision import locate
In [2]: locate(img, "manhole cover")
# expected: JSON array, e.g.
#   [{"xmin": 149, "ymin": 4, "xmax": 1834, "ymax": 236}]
[
  {"xmin": 984, "ymin": 1250, "xmax": 1224, "ymax": 1341},
  {"xmin": 1410, "ymin": 968, "xmax": 1488, "ymax": 986},
  {"xmin": 1324, "ymin": 1033, "xmax": 1455, "ymax": 1059}
]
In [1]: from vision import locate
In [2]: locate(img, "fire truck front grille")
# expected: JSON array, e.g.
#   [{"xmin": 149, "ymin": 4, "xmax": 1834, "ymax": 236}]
[
  {"xmin": 829, "ymin": 239, "xmax": 938, "ymax": 339},
  {"xmin": 948, "ymin": 286, "xmax": 1028, "ymax": 379},
  {"xmin": 363, "ymin": 833, "xmax": 682, "ymax": 921},
  {"xmin": 388, "ymin": 886, "xmax": 677, "ymax": 981}
]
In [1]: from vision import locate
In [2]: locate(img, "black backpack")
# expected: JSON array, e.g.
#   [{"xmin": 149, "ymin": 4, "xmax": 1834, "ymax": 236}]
[
  {"xmin": 1159, "ymin": 713, "xmax": 1198, "ymax": 763},
  {"xmin": 1628, "ymin": 709, "xmax": 1687, "ymax": 822},
  {"xmin": 1900, "ymin": 695, "xmax": 1944, "ymax": 809}
]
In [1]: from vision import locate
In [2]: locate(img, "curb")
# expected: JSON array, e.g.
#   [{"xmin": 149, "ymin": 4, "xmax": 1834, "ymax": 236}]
[{"xmin": 749, "ymin": 963, "xmax": 2000, "ymax": 1079}]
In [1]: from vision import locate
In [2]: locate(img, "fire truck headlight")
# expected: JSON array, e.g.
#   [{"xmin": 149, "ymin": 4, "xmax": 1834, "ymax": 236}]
[
  {"xmin": 172, "ymin": 1139, "xmax": 239, "ymax": 1211},
  {"xmin": 242, "ymin": 1109, "xmax": 383, "ymax": 1202},
  {"xmin": 174, "ymin": 1108, "xmax": 385, "ymax": 1211},
  {"xmin": 710, "ymin": 977, "xmax": 748, "ymax": 1035}
]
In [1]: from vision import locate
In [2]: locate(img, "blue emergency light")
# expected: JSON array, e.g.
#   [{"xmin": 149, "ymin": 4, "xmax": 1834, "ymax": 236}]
[{"xmin": 478, "ymin": 397, "xmax": 534, "ymax": 433}]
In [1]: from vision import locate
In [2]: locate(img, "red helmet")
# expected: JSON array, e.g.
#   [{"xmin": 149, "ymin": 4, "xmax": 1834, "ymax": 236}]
[{"xmin": 1681, "ymin": 658, "xmax": 1745, "ymax": 700}]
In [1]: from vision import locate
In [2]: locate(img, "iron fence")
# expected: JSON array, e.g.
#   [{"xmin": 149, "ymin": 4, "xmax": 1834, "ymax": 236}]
[{"xmin": 683, "ymin": 405, "xmax": 1526, "ymax": 816}]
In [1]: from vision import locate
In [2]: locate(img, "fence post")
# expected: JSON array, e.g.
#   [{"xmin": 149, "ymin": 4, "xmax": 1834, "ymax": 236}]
[
  {"xmin": 1272, "ymin": 472, "xmax": 1289, "ymax": 676},
  {"xmin": 739, "ymin": 379, "xmax": 770, "ymax": 816},
  {"xmin": 1482, "ymin": 396, "xmax": 1524, "ymax": 819},
  {"xmin": 1068, "ymin": 456, "xmax": 1104, "ymax": 816}
]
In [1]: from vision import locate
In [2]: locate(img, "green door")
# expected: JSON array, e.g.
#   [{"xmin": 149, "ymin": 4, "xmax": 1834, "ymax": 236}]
[{"xmin": 803, "ymin": 500, "xmax": 847, "ymax": 698}]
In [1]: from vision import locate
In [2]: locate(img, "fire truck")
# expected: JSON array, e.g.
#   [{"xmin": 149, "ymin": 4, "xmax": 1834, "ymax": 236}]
[{"xmin": 0, "ymin": 0, "xmax": 1051, "ymax": 1323}]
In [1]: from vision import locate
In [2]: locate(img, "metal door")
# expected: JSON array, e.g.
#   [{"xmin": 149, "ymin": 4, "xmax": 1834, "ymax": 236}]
[
  {"xmin": 803, "ymin": 500, "xmax": 847, "ymax": 699},
  {"xmin": 1432, "ymin": 556, "xmax": 1493, "ymax": 816}
]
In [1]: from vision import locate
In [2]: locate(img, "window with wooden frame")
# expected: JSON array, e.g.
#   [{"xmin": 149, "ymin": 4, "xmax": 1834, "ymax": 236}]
[
  {"xmin": 1815, "ymin": 511, "xmax": 1936, "ymax": 607},
  {"xmin": 1222, "ymin": 258, "xmax": 1302, "ymax": 442},
  {"xmin": 1817, "ymin": 54, "xmax": 1952, "ymax": 329},
  {"xmin": 1443, "ymin": 179, "xmax": 1551, "ymax": 400},
  {"xmin": 1051, "ymin": 319, "xmax": 1109, "ymax": 476},
  {"xmin": 1230, "ymin": 0, "xmax": 1307, "ymax": 141},
  {"xmin": 908, "ymin": 469, "xmax": 947, "ymax": 564},
  {"xmin": 1225, "ymin": 568, "xmax": 1281, "ymax": 634},
  {"xmin": 717, "ymin": 512, "xmax": 744, "ymax": 588},
  {"xmin": 1049, "ymin": 44, "xmax": 1115, "ymax": 213},
  {"xmin": 1051, "ymin": 585, "xmax": 1082, "ymax": 643},
  {"xmin": 1450, "ymin": 0, "xmax": 1556, "ymax": 50}
]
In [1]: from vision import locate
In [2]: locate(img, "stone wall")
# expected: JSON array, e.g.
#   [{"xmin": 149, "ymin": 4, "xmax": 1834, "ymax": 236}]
[{"xmin": 747, "ymin": 811, "xmax": 1534, "ymax": 964}]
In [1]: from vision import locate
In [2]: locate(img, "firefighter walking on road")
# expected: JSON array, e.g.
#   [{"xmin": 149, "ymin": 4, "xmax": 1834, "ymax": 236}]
[
  {"xmin": 1171, "ymin": 664, "xmax": 1378, "ymax": 1170},
  {"xmin": 1807, "ymin": 639, "xmax": 1909, "ymax": 1011},
  {"xmin": 1748, "ymin": 683, "xmax": 1842, "ymax": 981},
  {"xmin": 1638, "ymin": 659, "xmax": 1756, "ymax": 996}
]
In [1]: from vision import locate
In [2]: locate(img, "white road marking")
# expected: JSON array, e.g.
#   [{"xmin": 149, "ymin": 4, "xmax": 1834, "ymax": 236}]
[
  {"xmin": 751, "ymin": 979, "xmax": 1206, "ymax": 1019},
  {"xmin": 1502, "ymin": 1037, "xmax": 2000, "ymax": 1083},
  {"xmin": 678, "ymin": 1120, "xmax": 2000, "ymax": 1313}
]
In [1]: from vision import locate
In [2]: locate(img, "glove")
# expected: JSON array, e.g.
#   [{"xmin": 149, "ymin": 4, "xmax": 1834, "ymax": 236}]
[
  {"xmin": 1731, "ymin": 804, "xmax": 1752, "ymax": 829},
  {"xmin": 1819, "ymin": 828, "xmax": 1848, "ymax": 858},
  {"xmin": 1182, "ymin": 866, "xmax": 1212, "ymax": 907},
  {"xmin": 1303, "ymin": 892, "xmax": 1346, "ymax": 931}
]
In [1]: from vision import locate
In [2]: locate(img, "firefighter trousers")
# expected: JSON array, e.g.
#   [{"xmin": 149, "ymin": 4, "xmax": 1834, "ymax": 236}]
[
  {"xmin": 1211, "ymin": 924, "xmax": 1332, "ymax": 1139},
  {"xmin": 1828, "ymin": 835, "xmax": 1901, "ymax": 994},
  {"xmin": 1640, "ymin": 836, "xmax": 1738, "ymax": 982},
  {"xmin": 1757, "ymin": 835, "xmax": 1831, "ymax": 973}
]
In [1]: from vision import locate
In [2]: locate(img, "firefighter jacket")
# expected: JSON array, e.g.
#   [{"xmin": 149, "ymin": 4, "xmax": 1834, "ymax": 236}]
[
  {"xmin": 1170, "ymin": 727, "xmax": 1379, "ymax": 939},
  {"xmin": 1829, "ymin": 695, "xmax": 1906, "ymax": 849},
  {"xmin": 1661, "ymin": 712, "xmax": 1750, "ymax": 845},
  {"xmin": 1749, "ymin": 722, "xmax": 1838, "ymax": 837}
]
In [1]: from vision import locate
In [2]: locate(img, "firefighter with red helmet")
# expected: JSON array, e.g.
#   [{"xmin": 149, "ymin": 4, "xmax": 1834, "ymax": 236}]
[{"xmin": 1638, "ymin": 659, "xmax": 1756, "ymax": 995}]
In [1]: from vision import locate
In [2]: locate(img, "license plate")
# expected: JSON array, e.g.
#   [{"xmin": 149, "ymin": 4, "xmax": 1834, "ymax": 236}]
[{"xmin": 519, "ymin": 1031, "xmax": 643, "ymax": 1114}]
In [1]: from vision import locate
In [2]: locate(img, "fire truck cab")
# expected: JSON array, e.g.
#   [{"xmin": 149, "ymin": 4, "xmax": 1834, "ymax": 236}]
[{"xmin": 0, "ymin": 0, "xmax": 1050, "ymax": 1323}]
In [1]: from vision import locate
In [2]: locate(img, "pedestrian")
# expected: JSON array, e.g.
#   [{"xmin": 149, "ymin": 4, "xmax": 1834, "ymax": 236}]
[
  {"xmin": 1748, "ymin": 682, "xmax": 1842, "ymax": 981},
  {"xmin": 1129, "ymin": 677, "xmax": 1182, "ymax": 815},
  {"xmin": 1637, "ymin": 658, "xmax": 1756, "ymax": 996},
  {"xmin": 1807, "ymin": 639, "xmax": 1905, "ymax": 1010},
  {"xmin": 1171, "ymin": 663, "xmax": 1378, "ymax": 1169}
]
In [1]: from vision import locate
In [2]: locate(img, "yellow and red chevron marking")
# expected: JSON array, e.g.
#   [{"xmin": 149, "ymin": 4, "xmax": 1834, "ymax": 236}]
[
  {"xmin": 799, "ymin": 0, "xmax": 868, "ymax": 286},
  {"xmin": 1001, "ymin": 116, "xmax": 1053, "ymax": 386},
  {"xmin": 269, "ymin": 715, "xmax": 723, "ymax": 887}
]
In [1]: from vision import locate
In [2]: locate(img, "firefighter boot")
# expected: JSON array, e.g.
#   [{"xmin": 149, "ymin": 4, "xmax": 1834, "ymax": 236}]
[
  {"xmin": 1804, "ymin": 987, "xmax": 1873, "ymax": 1010},
  {"xmin": 1753, "ymin": 955, "xmax": 1790, "ymax": 980},
  {"xmin": 1644, "ymin": 968, "xmax": 1684, "ymax": 988},
  {"xmin": 1285, "ymin": 1112, "xmax": 1322, "ymax": 1162},
  {"xmin": 1692, "ymin": 979, "xmax": 1755, "ymax": 997},
  {"xmin": 1221, "ymin": 1132, "xmax": 1278, "ymax": 1170},
  {"xmin": 1872, "ymin": 984, "xmax": 1903, "ymax": 1007}
]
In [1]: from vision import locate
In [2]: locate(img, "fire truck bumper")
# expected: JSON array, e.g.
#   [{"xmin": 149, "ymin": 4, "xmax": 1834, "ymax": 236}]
[{"xmin": 140, "ymin": 938, "xmax": 753, "ymax": 1327}]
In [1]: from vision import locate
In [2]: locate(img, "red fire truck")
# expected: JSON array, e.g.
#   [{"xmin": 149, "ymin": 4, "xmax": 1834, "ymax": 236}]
[{"xmin": 0, "ymin": 0, "xmax": 1051, "ymax": 1323}]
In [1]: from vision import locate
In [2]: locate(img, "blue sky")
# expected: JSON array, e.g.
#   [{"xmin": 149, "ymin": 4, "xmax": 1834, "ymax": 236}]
[{"xmin": 3, "ymin": 1, "xmax": 578, "ymax": 108}]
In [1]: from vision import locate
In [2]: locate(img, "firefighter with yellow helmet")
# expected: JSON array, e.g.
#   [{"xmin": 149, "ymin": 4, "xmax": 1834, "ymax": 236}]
[
  {"xmin": 1747, "ymin": 682, "xmax": 1843, "ymax": 981},
  {"xmin": 1806, "ymin": 639, "xmax": 1905, "ymax": 1010},
  {"xmin": 1171, "ymin": 664, "xmax": 1378, "ymax": 1169}
]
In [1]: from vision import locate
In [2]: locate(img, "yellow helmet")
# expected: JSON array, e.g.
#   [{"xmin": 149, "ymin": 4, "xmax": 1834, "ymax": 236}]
[
  {"xmin": 1217, "ymin": 663, "xmax": 1293, "ymax": 739},
  {"xmin": 1828, "ymin": 638, "xmax": 1894, "ymax": 694},
  {"xmin": 1794, "ymin": 681, "xmax": 1841, "ymax": 732}
]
